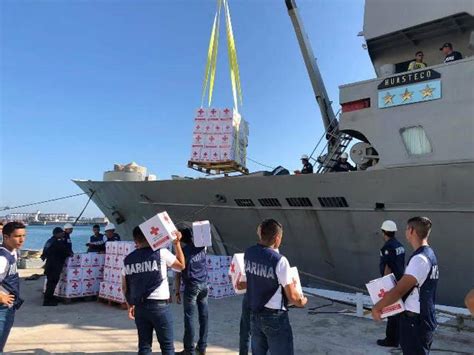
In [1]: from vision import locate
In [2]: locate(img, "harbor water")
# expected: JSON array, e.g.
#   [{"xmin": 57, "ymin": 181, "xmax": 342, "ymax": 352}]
[{"xmin": 21, "ymin": 224, "xmax": 106, "ymax": 253}]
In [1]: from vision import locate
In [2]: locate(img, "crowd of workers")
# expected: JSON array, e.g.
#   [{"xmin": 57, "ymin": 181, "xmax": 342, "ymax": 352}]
[{"xmin": 2, "ymin": 214, "xmax": 473, "ymax": 355}]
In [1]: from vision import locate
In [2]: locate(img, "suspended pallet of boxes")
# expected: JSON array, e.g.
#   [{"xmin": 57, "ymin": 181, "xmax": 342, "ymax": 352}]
[{"xmin": 188, "ymin": 0, "xmax": 249, "ymax": 175}]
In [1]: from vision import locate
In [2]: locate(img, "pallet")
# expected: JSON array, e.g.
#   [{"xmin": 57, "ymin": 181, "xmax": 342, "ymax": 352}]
[
  {"xmin": 98, "ymin": 296, "xmax": 127, "ymax": 310},
  {"xmin": 188, "ymin": 160, "xmax": 249, "ymax": 175}
]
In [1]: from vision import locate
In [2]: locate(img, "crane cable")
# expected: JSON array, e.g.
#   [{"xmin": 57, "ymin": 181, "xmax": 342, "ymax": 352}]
[{"xmin": 0, "ymin": 193, "xmax": 87, "ymax": 212}]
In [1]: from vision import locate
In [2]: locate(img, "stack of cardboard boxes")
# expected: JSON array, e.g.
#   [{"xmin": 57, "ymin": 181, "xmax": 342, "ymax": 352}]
[
  {"xmin": 206, "ymin": 255, "xmax": 235, "ymax": 299},
  {"xmin": 99, "ymin": 241, "xmax": 136, "ymax": 303},
  {"xmin": 190, "ymin": 108, "xmax": 248, "ymax": 167},
  {"xmin": 53, "ymin": 253, "xmax": 105, "ymax": 298}
]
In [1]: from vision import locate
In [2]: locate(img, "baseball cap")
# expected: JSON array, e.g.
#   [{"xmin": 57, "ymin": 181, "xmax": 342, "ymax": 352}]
[{"xmin": 439, "ymin": 42, "xmax": 452, "ymax": 50}]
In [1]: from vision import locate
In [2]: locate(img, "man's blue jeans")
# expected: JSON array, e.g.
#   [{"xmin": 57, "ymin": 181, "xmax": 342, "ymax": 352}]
[
  {"xmin": 183, "ymin": 282, "xmax": 209, "ymax": 354},
  {"xmin": 251, "ymin": 309, "xmax": 294, "ymax": 355},
  {"xmin": 239, "ymin": 294, "xmax": 251, "ymax": 355},
  {"xmin": 0, "ymin": 305, "xmax": 15, "ymax": 352},
  {"xmin": 134, "ymin": 300, "xmax": 174, "ymax": 355}
]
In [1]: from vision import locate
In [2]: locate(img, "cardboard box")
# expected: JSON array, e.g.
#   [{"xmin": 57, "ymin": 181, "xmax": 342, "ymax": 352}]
[
  {"xmin": 229, "ymin": 253, "xmax": 246, "ymax": 295},
  {"xmin": 139, "ymin": 211, "xmax": 177, "ymax": 251},
  {"xmin": 91, "ymin": 253, "xmax": 105, "ymax": 267},
  {"xmin": 192, "ymin": 221, "xmax": 212, "ymax": 247},
  {"xmin": 65, "ymin": 255, "xmax": 81, "ymax": 268},
  {"xmin": 366, "ymin": 273, "xmax": 405, "ymax": 318},
  {"xmin": 61, "ymin": 267, "xmax": 83, "ymax": 282},
  {"xmin": 80, "ymin": 253, "xmax": 93, "ymax": 268},
  {"xmin": 122, "ymin": 242, "xmax": 135, "ymax": 256}
]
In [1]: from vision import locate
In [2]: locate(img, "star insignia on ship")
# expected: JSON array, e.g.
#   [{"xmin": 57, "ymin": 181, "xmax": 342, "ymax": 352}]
[
  {"xmin": 401, "ymin": 88, "xmax": 413, "ymax": 102},
  {"xmin": 383, "ymin": 92, "xmax": 395, "ymax": 105},
  {"xmin": 420, "ymin": 84, "xmax": 435, "ymax": 98}
]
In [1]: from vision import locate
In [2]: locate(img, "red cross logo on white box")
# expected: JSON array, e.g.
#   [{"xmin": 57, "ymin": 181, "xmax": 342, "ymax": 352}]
[
  {"xmin": 86, "ymin": 268, "xmax": 93, "ymax": 276},
  {"xmin": 198, "ymin": 108, "xmax": 204, "ymax": 116},
  {"xmin": 210, "ymin": 109, "xmax": 217, "ymax": 115},
  {"xmin": 230, "ymin": 263, "xmax": 235, "ymax": 273},
  {"xmin": 223, "ymin": 108, "xmax": 230, "ymax": 114},
  {"xmin": 378, "ymin": 289, "xmax": 386, "ymax": 298},
  {"xmin": 150, "ymin": 226, "xmax": 159, "ymax": 236}
]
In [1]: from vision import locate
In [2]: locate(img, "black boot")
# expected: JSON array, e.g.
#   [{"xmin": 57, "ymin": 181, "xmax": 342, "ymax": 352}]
[{"xmin": 376, "ymin": 338, "xmax": 398, "ymax": 347}]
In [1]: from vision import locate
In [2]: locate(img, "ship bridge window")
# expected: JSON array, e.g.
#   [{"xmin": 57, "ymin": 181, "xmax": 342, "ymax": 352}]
[
  {"xmin": 286, "ymin": 197, "xmax": 313, "ymax": 207},
  {"xmin": 258, "ymin": 198, "xmax": 282, "ymax": 207},
  {"xmin": 400, "ymin": 126, "xmax": 432, "ymax": 155},
  {"xmin": 235, "ymin": 199, "xmax": 255, "ymax": 207}
]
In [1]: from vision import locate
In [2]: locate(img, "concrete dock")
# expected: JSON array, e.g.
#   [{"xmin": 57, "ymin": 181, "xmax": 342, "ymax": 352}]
[{"xmin": 5, "ymin": 269, "xmax": 473, "ymax": 354}]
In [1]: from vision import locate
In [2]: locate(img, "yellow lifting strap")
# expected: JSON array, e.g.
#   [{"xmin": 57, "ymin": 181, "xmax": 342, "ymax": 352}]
[{"xmin": 201, "ymin": 0, "xmax": 243, "ymax": 112}]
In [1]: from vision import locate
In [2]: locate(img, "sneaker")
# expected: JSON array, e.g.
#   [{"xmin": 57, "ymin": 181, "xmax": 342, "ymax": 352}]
[{"xmin": 376, "ymin": 339, "xmax": 398, "ymax": 347}]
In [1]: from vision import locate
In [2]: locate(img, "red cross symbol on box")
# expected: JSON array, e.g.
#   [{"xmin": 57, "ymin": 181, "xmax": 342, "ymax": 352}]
[
  {"xmin": 72, "ymin": 283, "xmax": 79, "ymax": 290},
  {"xmin": 86, "ymin": 282, "xmax": 92, "ymax": 288},
  {"xmin": 101, "ymin": 284, "xmax": 105, "ymax": 290},
  {"xmin": 198, "ymin": 108, "xmax": 204, "ymax": 115},
  {"xmin": 215, "ymin": 125, "xmax": 220, "ymax": 130},
  {"xmin": 109, "ymin": 285, "xmax": 114, "ymax": 291},
  {"xmin": 223, "ymin": 152, "xmax": 228, "ymax": 158},
  {"xmin": 230, "ymin": 263, "xmax": 235, "ymax": 273},
  {"xmin": 213, "ymin": 152, "xmax": 218, "ymax": 158},
  {"xmin": 222, "ymin": 135, "xmax": 228, "ymax": 142},
  {"xmin": 203, "ymin": 152, "xmax": 208, "ymax": 157},
  {"xmin": 223, "ymin": 108, "xmax": 230, "ymax": 114},
  {"xmin": 150, "ymin": 226, "xmax": 159, "ymax": 236},
  {"xmin": 193, "ymin": 151, "xmax": 198, "ymax": 157},
  {"xmin": 196, "ymin": 125, "xmax": 201, "ymax": 130},
  {"xmin": 195, "ymin": 135, "xmax": 201, "ymax": 142},
  {"xmin": 86, "ymin": 268, "xmax": 93, "ymax": 276},
  {"xmin": 378, "ymin": 289, "xmax": 386, "ymax": 298},
  {"xmin": 206, "ymin": 125, "xmax": 210, "ymax": 131},
  {"xmin": 73, "ymin": 269, "xmax": 80, "ymax": 276},
  {"xmin": 209, "ymin": 136, "xmax": 215, "ymax": 142},
  {"xmin": 210, "ymin": 109, "xmax": 217, "ymax": 115}
]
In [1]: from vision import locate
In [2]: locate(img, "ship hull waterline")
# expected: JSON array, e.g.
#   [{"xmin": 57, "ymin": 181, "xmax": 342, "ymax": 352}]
[{"xmin": 74, "ymin": 162, "xmax": 474, "ymax": 306}]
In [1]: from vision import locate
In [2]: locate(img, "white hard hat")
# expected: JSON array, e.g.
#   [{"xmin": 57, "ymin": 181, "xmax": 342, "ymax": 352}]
[
  {"xmin": 341, "ymin": 152, "xmax": 348, "ymax": 159},
  {"xmin": 104, "ymin": 223, "xmax": 116, "ymax": 231},
  {"xmin": 63, "ymin": 223, "xmax": 74, "ymax": 229},
  {"xmin": 301, "ymin": 154, "xmax": 309, "ymax": 160},
  {"xmin": 381, "ymin": 220, "xmax": 397, "ymax": 232}
]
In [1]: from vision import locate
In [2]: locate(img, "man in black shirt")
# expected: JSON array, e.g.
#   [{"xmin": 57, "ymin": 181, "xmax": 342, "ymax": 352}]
[
  {"xmin": 332, "ymin": 152, "xmax": 356, "ymax": 172},
  {"xmin": 86, "ymin": 224, "xmax": 105, "ymax": 253},
  {"xmin": 294, "ymin": 154, "xmax": 313, "ymax": 174},
  {"xmin": 440, "ymin": 42, "xmax": 462, "ymax": 63},
  {"xmin": 377, "ymin": 220, "xmax": 405, "ymax": 348}
]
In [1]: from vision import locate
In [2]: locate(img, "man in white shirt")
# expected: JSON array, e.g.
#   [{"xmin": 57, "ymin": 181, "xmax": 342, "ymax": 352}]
[
  {"xmin": 241, "ymin": 219, "xmax": 307, "ymax": 355},
  {"xmin": 122, "ymin": 226, "xmax": 185, "ymax": 355},
  {"xmin": 0, "ymin": 222, "xmax": 26, "ymax": 352},
  {"xmin": 372, "ymin": 217, "xmax": 438, "ymax": 355}
]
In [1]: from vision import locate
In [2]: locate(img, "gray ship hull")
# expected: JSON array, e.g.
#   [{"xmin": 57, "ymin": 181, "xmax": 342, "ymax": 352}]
[{"xmin": 75, "ymin": 162, "xmax": 474, "ymax": 306}]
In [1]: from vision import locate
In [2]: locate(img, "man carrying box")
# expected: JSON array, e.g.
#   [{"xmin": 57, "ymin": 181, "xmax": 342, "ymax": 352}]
[
  {"xmin": 175, "ymin": 228, "xmax": 209, "ymax": 355},
  {"xmin": 240, "ymin": 219, "xmax": 307, "ymax": 355},
  {"xmin": 122, "ymin": 226, "xmax": 185, "ymax": 355},
  {"xmin": 376, "ymin": 220, "xmax": 405, "ymax": 348},
  {"xmin": 372, "ymin": 217, "xmax": 439, "ymax": 355}
]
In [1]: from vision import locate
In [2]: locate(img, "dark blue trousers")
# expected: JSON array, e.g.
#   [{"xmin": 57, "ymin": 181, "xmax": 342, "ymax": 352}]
[
  {"xmin": 134, "ymin": 300, "xmax": 174, "ymax": 355},
  {"xmin": 250, "ymin": 309, "xmax": 294, "ymax": 355},
  {"xmin": 0, "ymin": 305, "xmax": 15, "ymax": 352},
  {"xmin": 400, "ymin": 312, "xmax": 434, "ymax": 355},
  {"xmin": 183, "ymin": 282, "xmax": 209, "ymax": 354},
  {"xmin": 239, "ymin": 294, "xmax": 251, "ymax": 355}
]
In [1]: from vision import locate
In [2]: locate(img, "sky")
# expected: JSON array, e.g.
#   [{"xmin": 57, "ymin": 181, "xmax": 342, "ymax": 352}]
[{"xmin": 0, "ymin": 0, "xmax": 374, "ymax": 217}]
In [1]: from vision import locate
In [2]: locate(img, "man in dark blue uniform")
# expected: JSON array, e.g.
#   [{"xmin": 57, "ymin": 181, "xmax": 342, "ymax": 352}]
[
  {"xmin": 122, "ymin": 226, "xmax": 185, "ymax": 355},
  {"xmin": 376, "ymin": 220, "xmax": 405, "ymax": 347},
  {"xmin": 0, "ymin": 222, "xmax": 26, "ymax": 352},
  {"xmin": 241, "ymin": 219, "xmax": 307, "ymax": 355},
  {"xmin": 63, "ymin": 223, "xmax": 74, "ymax": 254},
  {"xmin": 104, "ymin": 223, "xmax": 121, "ymax": 242},
  {"xmin": 175, "ymin": 228, "xmax": 208, "ymax": 355},
  {"xmin": 372, "ymin": 217, "xmax": 438, "ymax": 355},
  {"xmin": 86, "ymin": 224, "xmax": 106, "ymax": 253},
  {"xmin": 43, "ymin": 227, "xmax": 73, "ymax": 306}
]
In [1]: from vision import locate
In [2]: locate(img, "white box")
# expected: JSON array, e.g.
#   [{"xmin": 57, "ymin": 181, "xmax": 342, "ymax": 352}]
[
  {"xmin": 65, "ymin": 255, "xmax": 81, "ymax": 268},
  {"xmin": 229, "ymin": 253, "xmax": 246, "ymax": 295},
  {"xmin": 56, "ymin": 280, "xmax": 82, "ymax": 298},
  {"xmin": 99, "ymin": 281, "xmax": 108, "ymax": 298},
  {"xmin": 80, "ymin": 253, "xmax": 93, "ymax": 268},
  {"xmin": 91, "ymin": 253, "xmax": 105, "ymax": 267},
  {"xmin": 105, "ymin": 254, "xmax": 114, "ymax": 268},
  {"xmin": 103, "ymin": 267, "xmax": 111, "ymax": 282},
  {"xmin": 195, "ymin": 107, "xmax": 208, "ymax": 118},
  {"xmin": 366, "ymin": 273, "xmax": 405, "ymax": 318},
  {"xmin": 122, "ymin": 242, "xmax": 135, "ymax": 256},
  {"xmin": 105, "ymin": 242, "xmax": 113, "ymax": 255},
  {"xmin": 192, "ymin": 221, "xmax": 212, "ymax": 247},
  {"xmin": 61, "ymin": 267, "xmax": 82, "ymax": 282},
  {"xmin": 82, "ymin": 278, "xmax": 97, "ymax": 296},
  {"xmin": 139, "ymin": 211, "xmax": 177, "ymax": 251},
  {"xmin": 109, "ymin": 242, "xmax": 119, "ymax": 255}
]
